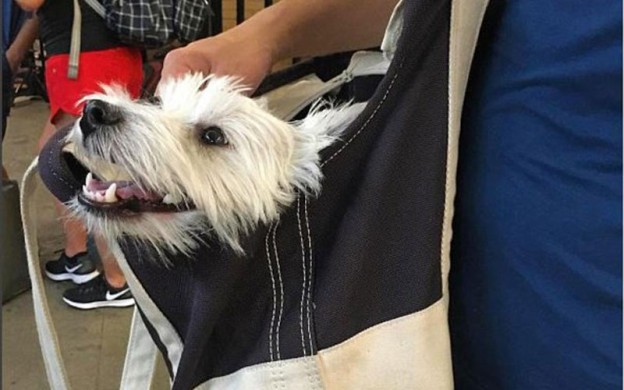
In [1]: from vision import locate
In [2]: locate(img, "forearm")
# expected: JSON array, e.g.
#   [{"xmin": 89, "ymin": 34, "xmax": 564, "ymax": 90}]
[
  {"xmin": 229, "ymin": 0, "xmax": 399, "ymax": 64},
  {"xmin": 160, "ymin": 0, "xmax": 399, "ymax": 88},
  {"xmin": 14, "ymin": 0, "xmax": 44, "ymax": 12},
  {"xmin": 6, "ymin": 16, "xmax": 40, "ymax": 64}
]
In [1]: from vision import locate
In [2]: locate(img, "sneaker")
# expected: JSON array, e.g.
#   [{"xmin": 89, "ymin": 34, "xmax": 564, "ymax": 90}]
[
  {"xmin": 62, "ymin": 275, "xmax": 135, "ymax": 310},
  {"xmin": 44, "ymin": 251, "xmax": 100, "ymax": 284}
]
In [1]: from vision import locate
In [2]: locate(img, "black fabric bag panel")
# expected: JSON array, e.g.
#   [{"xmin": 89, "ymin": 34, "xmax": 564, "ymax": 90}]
[{"xmin": 119, "ymin": 0, "xmax": 451, "ymax": 387}]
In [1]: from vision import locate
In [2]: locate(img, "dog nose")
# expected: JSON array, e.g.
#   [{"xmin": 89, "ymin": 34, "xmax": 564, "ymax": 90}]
[{"xmin": 82, "ymin": 100, "xmax": 122, "ymax": 137}]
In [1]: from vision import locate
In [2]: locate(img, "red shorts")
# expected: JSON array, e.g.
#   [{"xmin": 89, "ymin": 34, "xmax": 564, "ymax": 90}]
[{"xmin": 45, "ymin": 47, "xmax": 143, "ymax": 123}]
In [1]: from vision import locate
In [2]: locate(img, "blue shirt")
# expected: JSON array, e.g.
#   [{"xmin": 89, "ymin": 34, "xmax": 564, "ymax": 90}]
[
  {"xmin": 450, "ymin": 1, "xmax": 622, "ymax": 389},
  {"xmin": 3, "ymin": 0, "xmax": 25, "ymax": 51}
]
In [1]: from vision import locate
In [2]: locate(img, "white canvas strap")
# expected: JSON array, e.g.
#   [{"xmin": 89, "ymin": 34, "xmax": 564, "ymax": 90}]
[
  {"xmin": 20, "ymin": 158, "xmax": 72, "ymax": 390},
  {"xmin": 68, "ymin": 0, "xmax": 106, "ymax": 79},
  {"xmin": 82, "ymin": 0, "xmax": 106, "ymax": 17},
  {"xmin": 21, "ymin": 157, "xmax": 159, "ymax": 389},
  {"xmin": 260, "ymin": 50, "xmax": 390, "ymax": 121},
  {"xmin": 68, "ymin": 0, "xmax": 81, "ymax": 79},
  {"xmin": 120, "ymin": 307, "xmax": 160, "ymax": 389}
]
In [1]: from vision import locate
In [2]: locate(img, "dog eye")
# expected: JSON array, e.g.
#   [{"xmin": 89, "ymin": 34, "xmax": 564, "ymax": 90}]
[{"xmin": 201, "ymin": 126, "xmax": 228, "ymax": 146}]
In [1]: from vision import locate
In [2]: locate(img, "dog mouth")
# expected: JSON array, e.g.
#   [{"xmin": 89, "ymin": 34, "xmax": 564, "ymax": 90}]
[
  {"xmin": 77, "ymin": 171, "xmax": 191, "ymax": 214},
  {"xmin": 62, "ymin": 149, "xmax": 193, "ymax": 215},
  {"xmin": 38, "ymin": 124, "xmax": 193, "ymax": 217}
]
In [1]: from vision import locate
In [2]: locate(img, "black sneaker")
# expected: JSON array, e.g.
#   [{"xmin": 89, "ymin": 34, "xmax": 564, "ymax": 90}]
[
  {"xmin": 62, "ymin": 275, "xmax": 135, "ymax": 310},
  {"xmin": 44, "ymin": 251, "xmax": 100, "ymax": 284}
]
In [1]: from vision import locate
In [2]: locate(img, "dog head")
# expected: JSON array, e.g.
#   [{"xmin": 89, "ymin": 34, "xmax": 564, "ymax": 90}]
[{"xmin": 66, "ymin": 74, "xmax": 330, "ymax": 255}]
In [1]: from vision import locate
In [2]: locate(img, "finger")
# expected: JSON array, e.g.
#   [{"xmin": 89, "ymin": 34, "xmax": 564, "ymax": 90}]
[{"xmin": 161, "ymin": 49, "xmax": 197, "ymax": 82}]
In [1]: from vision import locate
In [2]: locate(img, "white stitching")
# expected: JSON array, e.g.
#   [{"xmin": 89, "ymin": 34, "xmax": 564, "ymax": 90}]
[
  {"xmin": 306, "ymin": 356, "xmax": 315, "ymax": 389},
  {"xmin": 321, "ymin": 65, "xmax": 402, "ymax": 168},
  {"xmin": 47, "ymin": 149, "xmax": 74, "ymax": 189},
  {"xmin": 277, "ymin": 360, "xmax": 286, "ymax": 390},
  {"xmin": 272, "ymin": 222, "xmax": 284, "ymax": 360},
  {"xmin": 304, "ymin": 197, "xmax": 314, "ymax": 354},
  {"xmin": 265, "ymin": 223, "xmax": 276, "ymax": 361},
  {"xmin": 296, "ymin": 196, "xmax": 308, "ymax": 356}
]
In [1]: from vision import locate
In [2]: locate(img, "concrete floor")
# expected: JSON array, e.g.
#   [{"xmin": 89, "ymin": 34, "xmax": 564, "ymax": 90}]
[{"xmin": 2, "ymin": 98, "xmax": 169, "ymax": 389}]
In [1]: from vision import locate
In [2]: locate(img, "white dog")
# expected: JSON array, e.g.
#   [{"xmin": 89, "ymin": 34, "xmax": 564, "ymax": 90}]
[{"xmin": 66, "ymin": 74, "xmax": 364, "ymax": 256}]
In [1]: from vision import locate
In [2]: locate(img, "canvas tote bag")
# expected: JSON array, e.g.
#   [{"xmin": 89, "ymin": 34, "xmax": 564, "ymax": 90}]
[{"xmin": 23, "ymin": 0, "xmax": 489, "ymax": 388}]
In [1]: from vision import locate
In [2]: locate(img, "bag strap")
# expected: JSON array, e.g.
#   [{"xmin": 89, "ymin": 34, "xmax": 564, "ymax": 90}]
[
  {"xmin": 22, "ymin": 157, "xmax": 159, "ymax": 389},
  {"xmin": 68, "ymin": 0, "xmax": 106, "ymax": 79},
  {"xmin": 68, "ymin": 0, "xmax": 81, "ymax": 79},
  {"xmin": 21, "ymin": 158, "xmax": 72, "ymax": 390},
  {"xmin": 82, "ymin": 0, "xmax": 106, "ymax": 17},
  {"xmin": 120, "ymin": 308, "xmax": 160, "ymax": 389}
]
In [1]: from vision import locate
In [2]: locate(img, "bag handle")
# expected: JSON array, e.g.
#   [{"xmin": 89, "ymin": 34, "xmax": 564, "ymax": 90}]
[
  {"xmin": 120, "ymin": 308, "xmax": 160, "ymax": 389},
  {"xmin": 21, "ymin": 158, "xmax": 72, "ymax": 390},
  {"xmin": 22, "ymin": 158, "xmax": 159, "ymax": 389}
]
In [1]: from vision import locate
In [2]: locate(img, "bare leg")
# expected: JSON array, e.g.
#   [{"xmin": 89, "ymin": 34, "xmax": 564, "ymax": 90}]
[
  {"xmin": 40, "ymin": 110, "xmax": 127, "ymax": 287},
  {"xmin": 39, "ymin": 114, "xmax": 89, "ymax": 257},
  {"xmin": 94, "ymin": 236, "xmax": 127, "ymax": 288}
]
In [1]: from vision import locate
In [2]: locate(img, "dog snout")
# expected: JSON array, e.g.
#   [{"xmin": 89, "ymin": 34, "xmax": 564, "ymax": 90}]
[{"xmin": 81, "ymin": 100, "xmax": 122, "ymax": 138}]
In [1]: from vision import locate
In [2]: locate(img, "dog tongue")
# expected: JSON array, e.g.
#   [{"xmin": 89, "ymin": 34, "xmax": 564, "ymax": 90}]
[
  {"xmin": 86, "ymin": 176, "xmax": 161, "ymax": 201},
  {"xmin": 87, "ymin": 180, "xmax": 132, "ymax": 191},
  {"xmin": 115, "ymin": 184, "xmax": 162, "ymax": 200}
]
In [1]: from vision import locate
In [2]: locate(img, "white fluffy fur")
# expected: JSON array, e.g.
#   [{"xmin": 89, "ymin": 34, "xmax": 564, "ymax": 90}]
[{"xmin": 67, "ymin": 74, "xmax": 365, "ymax": 255}]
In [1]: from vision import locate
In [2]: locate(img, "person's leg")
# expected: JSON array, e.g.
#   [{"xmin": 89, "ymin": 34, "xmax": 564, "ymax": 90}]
[
  {"xmin": 62, "ymin": 235, "xmax": 134, "ymax": 310},
  {"xmin": 46, "ymin": 111, "xmax": 132, "ymax": 307},
  {"xmin": 50, "ymin": 112, "xmax": 128, "ymax": 287},
  {"xmin": 94, "ymin": 235, "xmax": 127, "ymax": 289},
  {"xmin": 45, "ymin": 48, "xmax": 138, "ymax": 307},
  {"xmin": 3, "ymin": 54, "xmax": 13, "ymax": 180},
  {"xmin": 39, "ymin": 113, "xmax": 89, "ymax": 257},
  {"xmin": 40, "ymin": 112, "xmax": 102, "ymax": 284}
]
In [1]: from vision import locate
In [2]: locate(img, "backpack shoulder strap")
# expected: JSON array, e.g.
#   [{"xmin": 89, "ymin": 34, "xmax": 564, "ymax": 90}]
[
  {"xmin": 68, "ymin": 0, "xmax": 81, "ymax": 79},
  {"xmin": 68, "ymin": 0, "xmax": 105, "ymax": 79},
  {"xmin": 82, "ymin": 0, "xmax": 106, "ymax": 17}
]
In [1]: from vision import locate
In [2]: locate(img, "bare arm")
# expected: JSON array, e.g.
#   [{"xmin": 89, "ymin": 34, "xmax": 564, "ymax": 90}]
[
  {"xmin": 162, "ymin": 0, "xmax": 398, "ymax": 91},
  {"xmin": 14, "ymin": 0, "xmax": 44, "ymax": 12},
  {"xmin": 6, "ymin": 16, "xmax": 40, "ymax": 75},
  {"xmin": 231, "ymin": 0, "xmax": 398, "ymax": 62}
]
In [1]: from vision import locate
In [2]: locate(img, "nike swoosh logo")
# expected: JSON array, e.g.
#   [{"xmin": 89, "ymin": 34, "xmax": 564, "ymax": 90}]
[
  {"xmin": 65, "ymin": 263, "xmax": 83, "ymax": 273},
  {"xmin": 106, "ymin": 289, "xmax": 130, "ymax": 301}
]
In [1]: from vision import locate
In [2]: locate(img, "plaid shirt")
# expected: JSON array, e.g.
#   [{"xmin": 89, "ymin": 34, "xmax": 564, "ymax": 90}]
[{"xmin": 96, "ymin": 0, "xmax": 210, "ymax": 47}]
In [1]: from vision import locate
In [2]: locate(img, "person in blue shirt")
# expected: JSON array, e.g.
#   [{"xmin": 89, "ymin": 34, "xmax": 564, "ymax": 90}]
[
  {"xmin": 2, "ymin": 1, "xmax": 38, "ymax": 179},
  {"xmin": 449, "ymin": 1, "xmax": 621, "ymax": 388},
  {"xmin": 158, "ymin": 0, "xmax": 622, "ymax": 387}
]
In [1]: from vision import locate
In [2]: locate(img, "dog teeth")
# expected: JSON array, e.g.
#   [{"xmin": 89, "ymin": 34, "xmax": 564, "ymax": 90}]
[
  {"xmin": 86, "ymin": 172, "xmax": 94, "ymax": 188},
  {"xmin": 82, "ymin": 181, "xmax": 118, "ymax": 203},
  {"xmin": 162, "ymin": 193, "xmax": 181, "ymax": 204},
  {"xmin": 82, "ymin": 186, "xmax": 96, "ymax": 200},
  {"xmin": 105, "ymin": 183, "xmax": 118, "ymax": 202}
]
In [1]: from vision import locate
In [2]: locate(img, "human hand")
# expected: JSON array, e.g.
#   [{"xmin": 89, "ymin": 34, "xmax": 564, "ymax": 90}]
[{"xmin": 161, "ymin": 31, "xmax": 275, "ymax": 95}]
